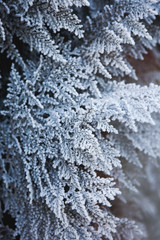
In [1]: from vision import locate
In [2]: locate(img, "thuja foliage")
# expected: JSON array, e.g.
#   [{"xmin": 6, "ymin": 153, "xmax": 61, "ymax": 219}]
[{"xmin": 0, "ymin": 0, "xmax": 160, "ymax": 239}]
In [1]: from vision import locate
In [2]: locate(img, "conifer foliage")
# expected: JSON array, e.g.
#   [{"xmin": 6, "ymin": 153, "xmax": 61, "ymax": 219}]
[{"xmin": 0, "ymin": 0, "xmax": 160, "ymax": 239}]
